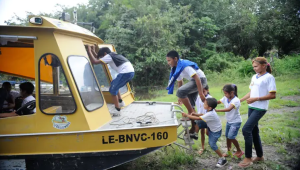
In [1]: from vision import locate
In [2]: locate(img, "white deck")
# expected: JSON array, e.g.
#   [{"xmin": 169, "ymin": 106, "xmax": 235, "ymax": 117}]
[{"xmin": 98, "ymin": 102, "xmax": 179, "ymax": 131}]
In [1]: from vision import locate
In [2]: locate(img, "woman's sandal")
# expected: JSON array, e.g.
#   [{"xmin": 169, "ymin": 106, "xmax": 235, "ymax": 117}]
[
  {"xmin": 238, "ymin": 161, "xmax": 253, "ymax": 168},
  {"xmin": 252, "ymin": 157, "xmax": 264, "ymax": 162}
]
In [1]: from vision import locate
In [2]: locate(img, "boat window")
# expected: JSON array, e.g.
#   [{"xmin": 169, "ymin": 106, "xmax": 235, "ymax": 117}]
[
  {"xmin": 39, "ymin": 53, "xmax": 76, "ymax": 114},
  {"xmin": 68, "ymin": 56, "xmax": 104, "ymax": 111},
  {"xmin": 93, "ymin": 64, "xmax": 128, "ymax": 94},
  {"xmin": 93, "ymin": 64, "xmax": 110, "ymax": 91}
]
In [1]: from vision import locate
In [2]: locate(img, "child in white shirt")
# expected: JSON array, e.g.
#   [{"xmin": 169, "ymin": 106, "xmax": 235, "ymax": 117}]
[
  {"xmin": 182, "ymin": 98, "xmax": 228, "ymax": 168},
  {"xmin": 216, "ymin": 84, "xmax": 243, "ymax": 158},
  {"xmin": 191, "ymin": 85, "xmax": 212, "ymax": 154}
]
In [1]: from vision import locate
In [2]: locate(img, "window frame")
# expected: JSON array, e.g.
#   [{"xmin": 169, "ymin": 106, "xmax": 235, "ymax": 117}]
[
  {"xmin": 67, "ymin": 55, "xmax": 104, "ymax": 112},
  {"xmin": 38, "ymin": 53, "xmax": 77, "ymax": 115}
]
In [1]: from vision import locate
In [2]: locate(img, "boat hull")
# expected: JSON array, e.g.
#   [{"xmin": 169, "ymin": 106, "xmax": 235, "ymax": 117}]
[{"xmin": 0, "ymin": 146, "xmax": 162, "ymax": 170}]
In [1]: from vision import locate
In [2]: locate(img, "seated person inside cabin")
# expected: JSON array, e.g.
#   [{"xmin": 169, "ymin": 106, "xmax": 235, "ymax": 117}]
[
  {"xmin": 0, "ymin": 82, "xmax": 36, "ymax": 118},
  {"xmin": 1, "ymin": 82, "xmax": 20, "ymax": 112},
  {"xmin": 0, "ymin": 87, "xmax": 10, "ymax": 113}
]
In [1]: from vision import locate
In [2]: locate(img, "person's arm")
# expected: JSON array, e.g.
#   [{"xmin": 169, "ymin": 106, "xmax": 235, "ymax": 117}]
[
  {"xmin": 240, "ymin": 92, "xmax": 251, "ymax": 103},
  {"xmin": 192, "ymin": 113, "xmax": 203, "ymax": 117},
  {"xmin": 176, "ymin": 80, "xmax": 184, "ymax": 105},
  {"xmin": 217, "ymin": 101, "xmax": 222, "ymax": 104},
  {"xmin": 192, "ymin": 74, "xmax": 205, "ymax": 102},
  {"xmin": 91, "ymin": 45, "xmax": 98, "ymax": 57},
  {"xmin": 182, "ymin": 112, "xmax": 202, "ymax": 120},
  {"xmin": 177, "ymin": 80, "xmax": 183, "ymax": 88},
  {"xmin": 215, "ymin": 104, "xmax": 234, "ymax": 112},
  {"xmin": 246, "ymin": 92, "xmax": 276, "ymax": 104},
  {"xmin": 85, "ymin": 45, "xmax": 103, "ymax": 65},
  {"xmin": 0, "ymin": 111, "xmax": 18, "ymax": 118}
]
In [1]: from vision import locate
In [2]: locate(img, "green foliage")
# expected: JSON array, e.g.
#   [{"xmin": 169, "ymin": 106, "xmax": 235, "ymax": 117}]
[
  {"xmin": 237, "ymin": 60, "xmax": 254, "ymax": 77},
  {"xmin": 273, "ymin": 55, "xmax": 300, "ymax": 76},
  {"xmin": 6, "ymin": 0, "xmax": 300, "ymax": 89},
  {"xmin": 205, "ymin": 54, "xmax": 231, "ymax": 72}
]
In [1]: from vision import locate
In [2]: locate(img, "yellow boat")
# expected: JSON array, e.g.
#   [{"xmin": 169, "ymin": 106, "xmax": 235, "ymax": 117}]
[{"xmin": 0, "ymin": 16, "xmax": 181, "ymax": 169}]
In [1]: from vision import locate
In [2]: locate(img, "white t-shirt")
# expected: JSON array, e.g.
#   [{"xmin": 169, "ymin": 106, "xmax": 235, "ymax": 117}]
[
  {"xmin": 200, "ymin": 110, "xmax": 222, "ymax": 132},
  {"xmin": 249, "ymin": 73, "xmax": 276, "ymax": 110},
  {"xmin": 100, "ymin": 54, "xmax": 134, "ymax": 74},
  {"xmin": 196, "ymin": 94, "xmax": 212, "ymax": 114},
  {"xmin": 22, "ymin": 95, "xmax": 36, "ymax": 113},
  {"xmin": 177, "ymin": 66, "xmax": 206, "ymax": 81},
  {"xmin": 220, "ymin": 96, "xmax": 242, "ymax": 123}
]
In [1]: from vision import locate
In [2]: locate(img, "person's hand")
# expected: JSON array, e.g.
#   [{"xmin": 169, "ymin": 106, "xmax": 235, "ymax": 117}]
[
  {"xmin": 246, "ymin": 97, "xmax": 258, "ymax": 104},
  {"xmin": 175, "ymin": 99, "xmax": 183, "ymax": 106},
  {"xmin": 91, "ymin": 45, "xmax": 95, "ymax": 50},
  {"xmin": 181, "ymin": 112, "xmax": 188, "ymax": 117},
  {"xmin": 11, "ymin": 110, "xmax": 19, "ymax": 116},
  {"xmin": 191, "ymin": 112, "xmax": 198, "ymax": 116},
  {"xmin": 85, "ymin": 44, "xmax": 91, "ymax": 51}
]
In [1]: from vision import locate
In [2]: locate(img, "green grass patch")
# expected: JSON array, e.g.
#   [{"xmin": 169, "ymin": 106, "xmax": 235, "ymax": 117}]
[{"xmin": 119, "ymin": 147, "xmax": 197, "ymax": 170}]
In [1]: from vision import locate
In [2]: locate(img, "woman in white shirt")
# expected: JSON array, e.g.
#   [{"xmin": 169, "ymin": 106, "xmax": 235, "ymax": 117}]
[{"xmin": 238, "ymin": 57, "xmax": 276, "ymax": 168}]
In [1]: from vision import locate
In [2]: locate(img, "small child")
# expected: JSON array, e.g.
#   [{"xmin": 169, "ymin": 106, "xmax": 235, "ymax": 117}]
[
  {"xmin": 182, "ymin": 98, "xmax": 228, "ymax": 168},
  {"xmin": 216, "ymin": 84, "xmax": 244, "ymax": 158},
  {"xmin": 190, "ymin": 85, "xmax": 212, "ymax": 155}
]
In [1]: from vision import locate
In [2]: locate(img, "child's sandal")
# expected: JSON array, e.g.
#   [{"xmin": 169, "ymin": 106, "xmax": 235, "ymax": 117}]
[
  {"xmin": 197, "ymin": 149, "xmax": 205, "ymax": 155},
  {"xmin": 234, "ymin": 151, "xmax": 244, "ymax": 159}
]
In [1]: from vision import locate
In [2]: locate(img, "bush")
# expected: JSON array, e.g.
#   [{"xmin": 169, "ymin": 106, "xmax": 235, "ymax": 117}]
[
  {"xmin": 237, "ymin": 60, "xmax": 254, "ymax": 77},
  {"xmin": 273, "ymin": 55, "xmax": 300, "ymax": 75},
  {"xmin": 205, "ymin": 54, "xmax": 232, "ymax": 72}
]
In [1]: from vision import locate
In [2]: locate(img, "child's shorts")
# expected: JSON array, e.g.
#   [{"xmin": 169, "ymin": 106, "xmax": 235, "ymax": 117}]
[
  {"xmin": 208, "ymin": 128, "xmax": 222, "ymax": 151},
  {"xmin": 196, "ymin": 120, "xmax": 208, "ymax": 129},
  {"xmin": 109, "ymin": 72, "xmax": 134, "ymax": 95},
  {"xmin": 225, "ymin": 122, "xmax": 241, "ymax": 139}
]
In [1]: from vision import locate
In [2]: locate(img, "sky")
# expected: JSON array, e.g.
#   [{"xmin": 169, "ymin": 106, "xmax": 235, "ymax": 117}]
[{"xmin": 0, "ymin": 0, "xmax": 89, "ymax": 25}]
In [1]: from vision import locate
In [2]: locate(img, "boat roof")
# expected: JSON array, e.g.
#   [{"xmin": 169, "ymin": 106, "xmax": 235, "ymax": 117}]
[{"xmin": 0, "ymin": 16, "xmax": 104, "ymax": 43}]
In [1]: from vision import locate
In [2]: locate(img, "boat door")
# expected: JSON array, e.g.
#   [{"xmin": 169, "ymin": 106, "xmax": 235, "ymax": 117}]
[{"xmin": 92, "ymin": 44, "xmax": 135, "ymax": 106}]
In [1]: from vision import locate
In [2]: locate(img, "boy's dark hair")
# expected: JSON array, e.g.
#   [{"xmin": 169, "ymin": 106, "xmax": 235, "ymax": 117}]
[
  {"xmin": 204, "ymin": 85, "xmax": 209, "ymax": 90},
  {"xmin": 20, "ymin": 82, "xmax": 34, "ymax": 95},
  {"xmin": 206, "ymin": 98, "xmax": 218, "ymax": 110},
  {"xmin": 166, "ymin": 50, "xmax": 180, "ymax": 60},
  {"xmin": 223, "ymin": 84, "xmax": 238, "ymax": 97},
  {"xmin": 97, "ymin": 47, "xmax": 111, "ymax": 59}
]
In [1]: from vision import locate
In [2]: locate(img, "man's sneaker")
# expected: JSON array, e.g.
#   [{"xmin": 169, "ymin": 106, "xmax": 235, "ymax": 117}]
[
  {"xmin": 190, "ymin": 133, "xmax": 198, "ymax": 140},
  {"xmin": 216, "ymin": 158, "xmax": 228, "ymax": 168},
  {"xmin": 110, "ymin": 107, "xmax": 121, "ymax": 116},
  {"xmin": 119, "ymin": 101, "xmax": 126, "ymax": 107}
]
